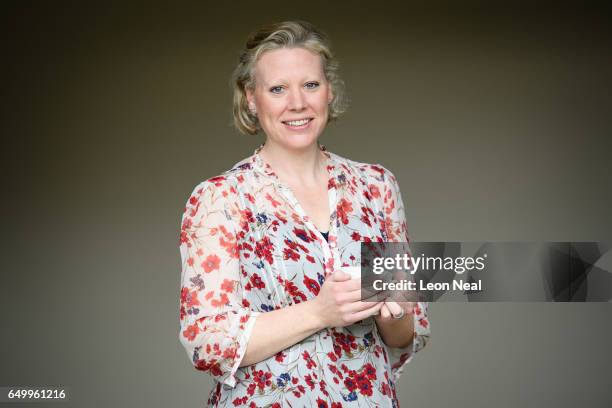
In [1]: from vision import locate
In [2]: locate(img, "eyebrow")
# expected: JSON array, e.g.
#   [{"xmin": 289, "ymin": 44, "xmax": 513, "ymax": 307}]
[{"xmin": 262, "ymin": 77, "xmax": 323, "ymax": 87}]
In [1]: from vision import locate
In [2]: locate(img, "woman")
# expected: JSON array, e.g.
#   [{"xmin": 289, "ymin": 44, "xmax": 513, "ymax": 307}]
[{"xmin": 179, "ymin": 21, "xmax": 430, "ymax": 407}]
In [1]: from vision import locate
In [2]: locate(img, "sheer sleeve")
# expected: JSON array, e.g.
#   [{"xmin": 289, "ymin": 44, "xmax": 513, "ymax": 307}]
[
  {"xmin": 178, "ymin": 178, "xmax": 259, "ymax": 388},
  {"xmin": 378, "ymin": 166, "xmax": 431, "ymax": 382}
]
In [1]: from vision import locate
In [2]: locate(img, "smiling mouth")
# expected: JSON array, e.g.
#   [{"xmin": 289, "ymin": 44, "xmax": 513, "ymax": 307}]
[{"xmin": 282, "ymin": 118, "xmax": 313, "ymax": 128}]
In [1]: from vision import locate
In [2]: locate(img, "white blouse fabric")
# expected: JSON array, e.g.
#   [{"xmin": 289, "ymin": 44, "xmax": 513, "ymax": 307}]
[{"xmin": 179, "ymin": 145, "xmax": 430, "ymax": 407}]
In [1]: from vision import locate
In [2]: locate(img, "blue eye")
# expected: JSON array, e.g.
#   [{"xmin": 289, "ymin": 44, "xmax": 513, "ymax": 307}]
[
  {"xmin": 305, "ymin": 82, "xmax": 320, "ymax": 89},
  {"xmin": 270, "ymin": 86, "xmax": 283, "ymax": 94}
]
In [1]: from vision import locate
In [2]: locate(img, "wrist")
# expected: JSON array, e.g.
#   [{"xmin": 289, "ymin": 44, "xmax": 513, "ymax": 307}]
[{"xmin": 304, "ymin": 298, "xmax": 328, "ymax": 331}]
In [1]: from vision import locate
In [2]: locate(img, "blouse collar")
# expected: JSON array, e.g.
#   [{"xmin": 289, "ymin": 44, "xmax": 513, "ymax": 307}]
[{"xmin": 250, "ymin": 143, "xmax": 344, "ymax": 188}]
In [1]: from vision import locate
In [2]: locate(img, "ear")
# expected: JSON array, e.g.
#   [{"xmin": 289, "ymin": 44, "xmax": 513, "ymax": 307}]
[
  {"xmin": 246, "ymin": 88, "xmax": 255, "ymax": 108},
  {"xmin": 327, "ymin": 87, "xmax": 333, "ymax": 104}
]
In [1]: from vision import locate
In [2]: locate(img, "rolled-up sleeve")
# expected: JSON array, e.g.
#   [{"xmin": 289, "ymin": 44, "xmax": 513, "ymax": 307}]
[
  {"xmin": 178, "ymin": 178, "xmax": 259, "ymax": 388},
  {"xmin": 379, "ymin": 166, "xmax": 431, "ymax": 381}
]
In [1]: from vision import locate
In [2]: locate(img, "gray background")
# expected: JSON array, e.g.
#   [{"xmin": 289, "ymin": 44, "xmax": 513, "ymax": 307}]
[{"xmin": 2, "ymin": 1, "xmax": 611, "ymax": 407}]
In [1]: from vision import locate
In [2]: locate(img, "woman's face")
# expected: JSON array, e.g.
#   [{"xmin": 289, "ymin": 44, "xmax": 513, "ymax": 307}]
[{"xmin": 246, "ymin": 47, "xmax": 333, "ymax": 151}]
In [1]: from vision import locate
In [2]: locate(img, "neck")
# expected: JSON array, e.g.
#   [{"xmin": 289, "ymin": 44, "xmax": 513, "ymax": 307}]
[{"xmin": 259, "ymin": 141, "xmax": 326, "ymax": 185}]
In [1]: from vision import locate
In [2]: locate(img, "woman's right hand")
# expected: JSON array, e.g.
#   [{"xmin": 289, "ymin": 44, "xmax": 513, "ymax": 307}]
[{"xmin": 311, "ymin": 270, "xmax": 384, "ymax": 328}]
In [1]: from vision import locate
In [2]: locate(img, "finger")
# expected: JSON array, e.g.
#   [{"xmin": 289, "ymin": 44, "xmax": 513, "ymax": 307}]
[
  {"xmin": 344, "ymin": 300, "xmax": 383, "ymax": 314},
  {"xmin": 335, "ymin": 278, "xmax": 361, "ymax": 291},
  {"xmin": 350, "ymin": 302, "xmax": 383, "ymax": 322},
  {"xmin": 341, "ymin": 289, "xmax": 386, "ymax": 304},
  {"xmin": 380, "ymin": 303, "xmax": 391, "ymax": 319},
  {"xmin": 331, "ymin": 271, "xmax": 351, "ymax": 282},
  {"xmin": 391, "ymin": 301, "xmax": 416, "ymax": 314},
  {"xmin": 385, "ymin": 301, "xmax": 403, "ymax": 316}
]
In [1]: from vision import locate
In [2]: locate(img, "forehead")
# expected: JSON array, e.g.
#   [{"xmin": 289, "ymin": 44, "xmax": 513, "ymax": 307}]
[{"xmin": 254, "ymin": 47, "xmax": 324, "ymax": 84}]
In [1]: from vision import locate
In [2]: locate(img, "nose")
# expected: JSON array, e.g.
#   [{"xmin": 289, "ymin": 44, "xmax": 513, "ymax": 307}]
[{"xmin": 287, "ymin": 88, "xmax": 306, "ymax": 111}]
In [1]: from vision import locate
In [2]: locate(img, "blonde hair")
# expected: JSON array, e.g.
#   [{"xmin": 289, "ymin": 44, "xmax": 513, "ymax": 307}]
[{"xmin": 231, "ymin": 20, "xmax": 348, "ymax": 135}]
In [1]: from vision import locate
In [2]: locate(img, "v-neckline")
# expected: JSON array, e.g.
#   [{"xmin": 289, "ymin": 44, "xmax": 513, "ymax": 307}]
[{"xmin": 252, "ymin": 144, "xmax": 338, "ymax": 245}]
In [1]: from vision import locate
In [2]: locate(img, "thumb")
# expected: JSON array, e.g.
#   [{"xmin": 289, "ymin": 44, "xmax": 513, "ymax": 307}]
[{"xmin": 385, "ymin": 301, "xmax": 403, "ymax": 316}]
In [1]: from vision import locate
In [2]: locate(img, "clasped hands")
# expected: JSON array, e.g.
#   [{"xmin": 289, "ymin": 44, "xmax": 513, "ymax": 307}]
[{"xmin": 313, "ymin": 269, "xmax": 414, "ymax": 328}]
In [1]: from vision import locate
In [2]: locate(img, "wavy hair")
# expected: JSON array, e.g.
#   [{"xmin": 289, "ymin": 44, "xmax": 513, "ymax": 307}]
[{"xmin": 231, "ymin": 20, "xmax": 348, "ymax": 135}]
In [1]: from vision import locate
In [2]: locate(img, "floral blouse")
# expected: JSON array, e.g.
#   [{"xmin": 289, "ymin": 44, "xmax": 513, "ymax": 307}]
[{"xmin": 178, "ymin": 145, "xmax": 430, "ymax": 407}]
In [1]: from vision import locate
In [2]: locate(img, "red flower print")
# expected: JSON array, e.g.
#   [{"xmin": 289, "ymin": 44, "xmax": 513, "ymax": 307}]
[
  {"xmin": 337, "ymin": 199, "xmax": 353, "ymax": 225},
  {"xmin": 220, "ymin": 279, "xmax": 234, "ymax": 293},
  {"xmin": 195, "ymin": 358, "xmax": 222, "ymax": 377},
  {"xmin": 179, "ymin": 230, "xmax": 189, "ymax": 245},
  {"xmin": 253, "ymin": 369, "xmax": 272, "ymax": 392},
  {"xmin": 370, "ymin": 165, "xmax": 385, "ymax": 175},
  {"xmin": 356, "ymin": 373, "xmax": 373, "ymax": 396},
  {"xmin": 210, "ymin": 292, "xmax": 229, "ymax": 308},
  {"xmin": 381, "ymin": 382, "xmax": 391, "ymax": 396},
  {"xmin": 362, "ymin": 363, "xmax": 376, "ymax": 381},
  {"xmin": 255, "ymin": 236, "xmax": 274, "ymax": 265},
  {"xmin": 351, "ymin": 231, "xmax": 361, "ymax": 241},
  {"xmin": 249, "ymin": 273, "xmax": 265, "ymax": 290},
  {"xmin": 274, "ymin": 210, "xmax": 287, "ymax": 223},
  {"xmin": 181, "ymin": 217, "xmax": 193, "ymax": 232},
  {"xmin": 265, "ymin": 193, "xmax": 282, "ymax": 208},
  {"xmin": 274, "ymin": 351, "xmax": 286, "ymax": 362},
  {"xmin": 302, "ymin": 350, "xmax": 317, "ymax": 369},
  {"xmin": 285, "ymin": 280, "xmax": 307, "ymax": 302},
  {"xmin": 222, "ymin": 346, "xmax": 237, "ymax": 359},
  {"xmin": 293, "ymin": 227, "xmax": 312, "ymax": 243},
  {"xmin": 316, "ymin": 398, "xmax": 328, "ymax": 408},
  {"xmin": 208, "ymin": 176, "xmax": 226, "ymax": 186},
  {"xmin": 180, "ymin": 287, "xmax": 189, "ymax": 302},
  {"xmin": 182, "ymin": 324, "xmax": 199, "ymax": 341},
  {"xmin": 202, "ymin": 254, "xmax": 221, "ymax": 273},
  {"xmin": 303, "ymin": 275, "xmax": 321, "ymax": 296},
  {"xmin": 183, "ymin": 288, "xmax": 200, "ymax": 308},
  {"xmin": 368, "ymin": 184, "xmax": 381, "ymax": 198},
  {"xmin": 220, "ymin": 236, "xmax": 239, "ymax": 259},
  {"xmin": 333, "ymin": 332, "xmax": 357, "ymax": 355},
  {"xmin": 343, "ymin": 377, "xmax": 357, "ymax": 392},
  {"xmin": 305, "ymin": 374, "xmax": 316, "ymax": 390},
  {"xmin": 414, "ymin": 303, "xmax": 422, "ymax": 316},
  {"xmin": 291, "ymin": 213, "xmax": 304, "ymax": 225},
  {"xmin": 283, "ymin": 247, "xmax": 300, "ymax": 261}
]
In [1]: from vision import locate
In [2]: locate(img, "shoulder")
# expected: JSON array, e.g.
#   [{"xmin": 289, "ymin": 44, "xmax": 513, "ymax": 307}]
[
  {"xmin": 182, "ymin": 155, "xmax": 256, "ymax": 215},
  {"xmin": 328, "ymin": 151, "xmax": 399, "ymax": 187}
]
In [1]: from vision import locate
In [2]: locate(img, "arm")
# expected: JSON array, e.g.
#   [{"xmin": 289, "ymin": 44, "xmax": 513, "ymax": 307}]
[
  {"xmin": 179, "ymin": 179, "xmax": 259, "ymax": 388},
  {"xmin": 369, "ymin": 166, "xmax": 431, "ymax": 377},
  {"xmin": 239, "ymin": 300, "xmax": 323, "ymax": 367},
  {"xmin": 241, "ymin": 271, "xmax": 383, "ymax": 366}
]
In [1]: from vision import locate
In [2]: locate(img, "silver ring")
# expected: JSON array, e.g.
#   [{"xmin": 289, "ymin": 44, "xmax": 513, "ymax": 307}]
[{"xmin": 392, "ymin": 309, "xmax": 405, "ymax": 319}]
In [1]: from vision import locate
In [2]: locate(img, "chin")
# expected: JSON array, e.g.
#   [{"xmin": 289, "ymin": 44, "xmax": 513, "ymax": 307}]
[{"xmin": 278, "ymin": 131, "xmax": 321, "ymax": 151}]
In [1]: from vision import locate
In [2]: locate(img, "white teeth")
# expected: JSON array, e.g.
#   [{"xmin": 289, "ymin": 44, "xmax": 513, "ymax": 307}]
[{"xmin": 285, "ymin": 119, "xmax": 310, "ymax": 126}]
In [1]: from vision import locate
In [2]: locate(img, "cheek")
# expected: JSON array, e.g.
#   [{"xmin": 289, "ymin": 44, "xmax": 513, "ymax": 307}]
[
  {"xmin": 259, "ymin": 100, "xmax": 284, "ymax": 119},
  {"xmin": 312, "ymin": 92, "xmax": 331, "ymax": 112}
]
